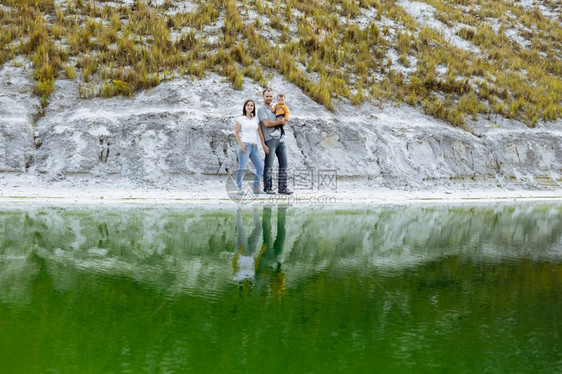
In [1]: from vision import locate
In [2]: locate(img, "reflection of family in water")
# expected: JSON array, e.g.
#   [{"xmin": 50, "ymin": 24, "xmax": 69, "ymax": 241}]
[{"xmin": 233, "ymin": 206, "xmax": 287, "ymax": 296}]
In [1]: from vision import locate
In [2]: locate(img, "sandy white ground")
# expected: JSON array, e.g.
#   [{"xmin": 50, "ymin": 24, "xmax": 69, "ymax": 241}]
[{"xmin": 1, "ymin": 175, "xmax": 561, "ymax": 207}]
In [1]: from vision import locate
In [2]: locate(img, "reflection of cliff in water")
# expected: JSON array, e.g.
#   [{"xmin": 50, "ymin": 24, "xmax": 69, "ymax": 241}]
[{"xmin": 0, "ymin": 203, "xmax": 561, "ymax": 305}]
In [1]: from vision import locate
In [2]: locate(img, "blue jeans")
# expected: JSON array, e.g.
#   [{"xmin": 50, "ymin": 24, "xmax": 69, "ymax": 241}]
[
  {"xmin": 263, "ymin": 138, "xmax": 288, "ymax": 192},
  {"xmin": 237, "ymin": 144, "xmax": 263, "ymax": 189}
]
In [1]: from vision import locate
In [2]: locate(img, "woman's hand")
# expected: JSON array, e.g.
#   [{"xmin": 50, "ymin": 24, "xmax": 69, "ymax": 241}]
[
  {"xmin": 240, "ymin": 144, "xmax": 247, "ymax": 153},
  {"xmin": 263, "ymin": 144, "xmax": 270, "ymax": 154}
]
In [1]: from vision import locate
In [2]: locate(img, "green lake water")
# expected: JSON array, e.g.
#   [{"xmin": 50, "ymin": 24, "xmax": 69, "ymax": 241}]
[{"xmin": 0, "ymin": 203, "xmax": 561, "ymax": 373}]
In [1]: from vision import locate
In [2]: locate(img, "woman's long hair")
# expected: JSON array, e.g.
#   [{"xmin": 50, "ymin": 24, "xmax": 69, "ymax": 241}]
[{"xmin": 243, "ymin": 99, "xmax": 256, "ymax": 117}]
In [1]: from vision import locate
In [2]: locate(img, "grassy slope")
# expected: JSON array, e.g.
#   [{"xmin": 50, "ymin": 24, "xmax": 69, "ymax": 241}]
[{"xmin": 0, "ymin": 0, "xmax": 560, "ymax": 127}]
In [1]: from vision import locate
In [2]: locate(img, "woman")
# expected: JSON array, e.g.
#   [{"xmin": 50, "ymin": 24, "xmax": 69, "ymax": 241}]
[{"xmin": 234, "ymin": 99, "xmax": 269, "ymax": 194}]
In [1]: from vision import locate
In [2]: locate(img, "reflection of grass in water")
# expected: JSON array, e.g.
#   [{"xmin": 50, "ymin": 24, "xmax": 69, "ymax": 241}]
[
  {"xmin": 0, "ymin": 205, "xmax": 561, "ymax": 374},
  {"xmin": 1, "ymin": 203, "xmax": 561, "ymax": 281},
  {"xmin": 1, "ymin": 250, "xmax": 560, "ymax": 373}
]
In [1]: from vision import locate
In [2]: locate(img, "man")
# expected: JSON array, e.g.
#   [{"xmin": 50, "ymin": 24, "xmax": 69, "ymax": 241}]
[{"xmin": 257, "ymin": 89, "xmax": 293, "ymax": 195}]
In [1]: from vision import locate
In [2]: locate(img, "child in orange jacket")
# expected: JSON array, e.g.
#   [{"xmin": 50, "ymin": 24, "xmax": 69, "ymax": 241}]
[{"xmin": 270, "ymin": 93, "xmax": 289, "ymax": 143}]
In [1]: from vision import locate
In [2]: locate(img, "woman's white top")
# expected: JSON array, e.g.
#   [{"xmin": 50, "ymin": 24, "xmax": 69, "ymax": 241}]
[{"xmin": 237, "ymin": 115, "xmax": 259, "ymax": 144}]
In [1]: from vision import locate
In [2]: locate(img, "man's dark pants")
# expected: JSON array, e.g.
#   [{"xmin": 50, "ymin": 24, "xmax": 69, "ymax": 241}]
[{"xmin": 263, "ymin": 138, "xmax": 288, "ymax": 192}]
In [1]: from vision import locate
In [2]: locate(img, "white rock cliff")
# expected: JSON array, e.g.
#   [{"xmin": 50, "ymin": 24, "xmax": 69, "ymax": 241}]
[{"xmin": 1, "ymin": 65, "xmax": 561, "ymax": 191}]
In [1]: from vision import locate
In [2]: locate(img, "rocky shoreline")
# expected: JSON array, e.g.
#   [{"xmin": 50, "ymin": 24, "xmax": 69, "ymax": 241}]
[{"xmin": 1, "ymin": 65, "xmax": 561, "ymax": 197}]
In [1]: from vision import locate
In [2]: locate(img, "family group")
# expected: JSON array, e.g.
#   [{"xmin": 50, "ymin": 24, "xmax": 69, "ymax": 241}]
[{"xmin": 234, "ymin": 88, "xmax": 293, "ymax": 195}]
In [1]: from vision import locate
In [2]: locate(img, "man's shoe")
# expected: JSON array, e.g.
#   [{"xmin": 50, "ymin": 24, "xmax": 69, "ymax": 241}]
[
  {"xmin": 265, "ymin": 189, "xmax": 276, "ymax": 194},
  {"xmin": 278, "ymin": 190, "xmax": 293, "ymax": 195}
]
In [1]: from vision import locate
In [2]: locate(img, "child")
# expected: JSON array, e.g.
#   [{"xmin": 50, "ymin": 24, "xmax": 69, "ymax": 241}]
[{"xmin": 270, "ymin": 93, "xmax": 290, "ymax": 143}]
